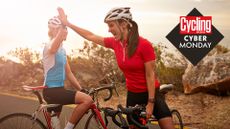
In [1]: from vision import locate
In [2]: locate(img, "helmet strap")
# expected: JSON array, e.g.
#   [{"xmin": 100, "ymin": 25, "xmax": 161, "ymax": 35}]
[{"xmin": 122, "ymin": 18, "xmax": 132, "ymax": 28}]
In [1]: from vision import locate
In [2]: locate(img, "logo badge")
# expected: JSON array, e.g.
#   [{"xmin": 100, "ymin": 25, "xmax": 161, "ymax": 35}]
[{"xmin": 166, "ymin": 8, "xmax": 224, "ymax": 65}]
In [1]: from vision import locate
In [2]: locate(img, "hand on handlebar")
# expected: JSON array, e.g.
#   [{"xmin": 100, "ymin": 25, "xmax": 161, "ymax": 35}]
[
  {"xmin": 117, "ymin": 104, "xmax": 149, "ymax": 129},
  {"xmin": 80, "ymin": 88, "xmax": 89, "ymax": 94},
  {"xmin": 146, "ymin": 103, "xmax": 154, "ymax": 119}
]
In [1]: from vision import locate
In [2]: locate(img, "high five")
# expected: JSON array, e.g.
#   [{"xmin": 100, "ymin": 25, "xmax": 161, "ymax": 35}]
[{"xmin": 58, "ymin": 7, "xmax": 175, "ymax": 129}]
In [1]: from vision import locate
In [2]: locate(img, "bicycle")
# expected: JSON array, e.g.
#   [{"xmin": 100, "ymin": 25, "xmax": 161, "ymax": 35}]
[
  {"xmin": 84, "ymin": 83, "xmax": 184, "ymax": 129},
  {"xmin": 0, "ymin": 85, "xmax": 54, "ymax": 129},
  {"xmin": 0, "ymin": 84, "xmax": 116, "ymax": 129},
  {"xmin": 0, "ymin": 83, "xmax": 183, "ymax": 129}
]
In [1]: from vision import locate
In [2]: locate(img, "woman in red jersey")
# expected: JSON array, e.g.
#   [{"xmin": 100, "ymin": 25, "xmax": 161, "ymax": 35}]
[{"xmin": 58, "ymin": 7, "xmax": 174, "ymax": 129}]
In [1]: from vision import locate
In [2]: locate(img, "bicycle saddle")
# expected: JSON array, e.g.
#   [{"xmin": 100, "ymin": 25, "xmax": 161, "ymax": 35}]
[{"xmin": 159, "ymin": 84, "xmax": 174, "ymax": 94}]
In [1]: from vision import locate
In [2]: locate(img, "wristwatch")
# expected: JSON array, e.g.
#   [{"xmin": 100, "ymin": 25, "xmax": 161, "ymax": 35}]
[{"xmin": 148, "ymin": 98, "xmax": 155, "ymax": 103}]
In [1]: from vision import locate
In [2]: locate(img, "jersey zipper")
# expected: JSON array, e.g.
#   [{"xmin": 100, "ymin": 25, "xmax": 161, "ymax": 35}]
[{"xmin": 120, "ymin": 42, "xmax": 126, "ymax": 62}]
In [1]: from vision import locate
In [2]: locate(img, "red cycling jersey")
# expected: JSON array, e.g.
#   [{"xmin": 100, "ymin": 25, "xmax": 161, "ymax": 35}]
[{"xmin": 104, "ymin": 36, "xmax": 160, "ymax": 93}]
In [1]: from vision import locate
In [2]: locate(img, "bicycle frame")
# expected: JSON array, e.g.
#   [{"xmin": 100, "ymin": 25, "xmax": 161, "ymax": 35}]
[
  {"xmin": 42, "ymin": 109, "xmax": 52, "ymax": 129},
  {"xmin": 84, "ymin": 83, "xmax": 121, "ymax": 129},
  {"xmin": 89, "ymin": 104, "xmax": 108, "ymax": 129},
  {"xmin": 22, "ymin": 85, "xmax": 111, "ymax": 129},
  {"xmin": 23, "ymin": 85, "xmax": 55, "ymax": 129},
  {"xmin": 85, "ymin": 83, "xmax": 183, "ymax": 129},
  {"xmin": 20, "ymin": 83, "xmax": 183, "ymax": 129}
]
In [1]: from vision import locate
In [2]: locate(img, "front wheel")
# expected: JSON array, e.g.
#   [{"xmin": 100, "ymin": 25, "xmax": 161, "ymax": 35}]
[
  {"xmin": 171, "ymin": 109, "xmax": 183, "ymax": 129},
  {"xmin": 0, "ymin": 113, "xmax": 47, "ymax": 129},
  {"xmin": 84, "ymin": 113, "xmax": 105, "ymax": 129}
]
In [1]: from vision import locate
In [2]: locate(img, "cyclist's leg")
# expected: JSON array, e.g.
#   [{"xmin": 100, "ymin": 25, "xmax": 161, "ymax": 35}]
[
  {"xmin": 158, "ymin": 117, "xmax": 175, "ymax": 129},
  {"xmin": 43, "ymin": 87, "xmax": 93, "ymax": 128},
  {"xmin": 68, "ymin": 91, "xmax": 93, "ymax": 125},
  {"xmin": 153, "ymin": 89, "xmax": 175, "ymax": 129},
  {"xmin": 126, "ymin": 91, "xmax": 148, "ymax": 127},
  {"xmin": 42, "ymin": 87, "xmax": 64, "ymax": 129},
  {"xmin": 43, "ymin": 87, "xmax": 64, "ymax": 115}
]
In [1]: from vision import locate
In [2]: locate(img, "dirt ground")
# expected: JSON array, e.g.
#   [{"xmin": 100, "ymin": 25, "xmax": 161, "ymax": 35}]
[
  {"xmin": 98, "ymin": 89, "xmax": 230, "ymax": 129},
  {"xmin": 1, "ymin": 86, "xmax": 229, "ymax": 129},
  {"xmin": 166, "ymin": 91, "xmax": 230, "ymax": 129}
]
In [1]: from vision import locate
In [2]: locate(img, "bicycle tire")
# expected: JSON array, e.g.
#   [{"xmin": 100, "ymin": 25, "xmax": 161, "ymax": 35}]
[
  {"xmin": 171, "ymin": 109, "xmax": 183, "ymax": 129},
  {"xmin": 0, "ymin": 113, "xmax": 47, "ymax": 129},
  {"xmin": 84, "ymin": 113, "xmax": 105, "ymax": 129},
  {"xmin": 84, "ymin": 112, "xmax": 122, "ymax": 129}
]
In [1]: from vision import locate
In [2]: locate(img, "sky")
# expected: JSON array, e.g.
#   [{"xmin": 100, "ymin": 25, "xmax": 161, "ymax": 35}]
[{"xmin": 0, "ymin": 0, "xmax": 230, "ymax": 57}]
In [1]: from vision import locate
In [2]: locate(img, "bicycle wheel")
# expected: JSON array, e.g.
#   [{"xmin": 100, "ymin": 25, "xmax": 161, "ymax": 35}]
[
  {"xmin": 171, "ymin": 109, "xmax": 183, "ymax": 129},
  {"xmin": 0, "ymin": 113, "xmax": 47, "ymax": 129},
  {"xmin": 84, "ymin": 113, "xmax": 105, "ymax": 129},
  {"xmin": 84, "ymin": 112, "xmax": 124, "ymax": 129}
]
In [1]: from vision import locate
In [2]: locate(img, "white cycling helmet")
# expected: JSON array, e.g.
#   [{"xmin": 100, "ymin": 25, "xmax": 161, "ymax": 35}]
[
  {"xmin": 104, "ymin": 7, "xmax": 132, "ymax": 22},
  {"xmin": 48, "ymin": 16, "xmax": 62, "ymax": 28}
]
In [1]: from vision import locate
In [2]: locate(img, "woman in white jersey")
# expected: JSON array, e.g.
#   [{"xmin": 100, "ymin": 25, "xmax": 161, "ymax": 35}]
[{"xmin": 42, "ymin": 16, "xmax": 93, "ymax": 129}]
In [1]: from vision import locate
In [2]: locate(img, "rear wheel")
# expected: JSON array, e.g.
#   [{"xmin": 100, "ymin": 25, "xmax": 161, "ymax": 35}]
[
  {"xmin": 0, "ymin": 113, "xmax": 47, "ymax": 129},
  {"xmin": 171, "ymin": 109, "xmax": 183, "ymax": 129}
]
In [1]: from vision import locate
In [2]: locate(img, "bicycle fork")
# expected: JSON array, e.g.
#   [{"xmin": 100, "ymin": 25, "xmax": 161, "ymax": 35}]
[{"xmin": 90, "ymin": 104, "xmax": 108, "ymax": 129}]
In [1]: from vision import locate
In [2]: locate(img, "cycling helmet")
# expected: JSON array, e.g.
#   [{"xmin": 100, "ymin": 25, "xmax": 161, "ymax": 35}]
[
  {"xmin": 48, "ymin": 16, "xmax": 62, "ymax": 28},
  {"xmin": 104, "ymin": 7, "xmax": 132, "ymax": 22}
]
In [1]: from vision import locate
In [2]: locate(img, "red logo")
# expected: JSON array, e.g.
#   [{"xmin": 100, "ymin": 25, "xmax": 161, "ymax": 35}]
[{"xmin": 180, "ymin": 16, "xmax": 212, "ymax": 34}]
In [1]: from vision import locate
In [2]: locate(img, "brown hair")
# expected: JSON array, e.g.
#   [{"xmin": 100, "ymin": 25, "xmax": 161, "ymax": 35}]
[
  {"xmin": 127, "ymin": 20, "xmax": 139, "ymax": 58},
  {"xmin": 118, "ymin": 19, "xmax": 139, "ymax": 58}
]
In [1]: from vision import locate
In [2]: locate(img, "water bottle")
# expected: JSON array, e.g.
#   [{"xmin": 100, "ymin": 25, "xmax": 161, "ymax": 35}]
[{"xmin": 51, "ymin": 111, "xmax": 61, "ymax": 129}]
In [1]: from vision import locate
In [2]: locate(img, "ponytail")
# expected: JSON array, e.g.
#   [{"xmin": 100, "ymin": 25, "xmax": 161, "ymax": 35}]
[{"xmin": 127, "ymin": 20, "xmax": 139, "ymax": 58}]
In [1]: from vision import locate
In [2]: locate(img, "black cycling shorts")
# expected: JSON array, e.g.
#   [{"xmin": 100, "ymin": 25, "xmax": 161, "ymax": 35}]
[
  {"xmin": 43, "ymin": 87, "xmax": 76, "ymax": 112},
  {"xmin": 126, "ymin": 88, "xmax": 171, "ymax": 121}
]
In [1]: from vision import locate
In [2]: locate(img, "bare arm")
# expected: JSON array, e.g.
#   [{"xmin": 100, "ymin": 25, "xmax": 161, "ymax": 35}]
[
  {"xmin": 65, "ymin": 59, "xmax": 82, "ymax": 91},
  {"xmin": 145, "ymin": 60, "xmax": 156, "ymax": 99},
  {"xmin": 68, "ymin": 23, "xmax": 104, "ymax": 46},
  {"xmin": 57, "ymin": 7, "xmax": 104, "ymax": 46},
  {"xmin": 49, "ymin": 27, "xmax": 67, "ymax": 54},
  {"xmin": 144, "ymin": 60, "xmax": 156, "ymax": 119}
]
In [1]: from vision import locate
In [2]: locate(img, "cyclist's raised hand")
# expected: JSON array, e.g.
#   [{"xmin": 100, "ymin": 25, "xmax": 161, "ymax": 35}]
[{"xmin": 57, "ymin": 7, "xmax": 69, "ymax": 26}]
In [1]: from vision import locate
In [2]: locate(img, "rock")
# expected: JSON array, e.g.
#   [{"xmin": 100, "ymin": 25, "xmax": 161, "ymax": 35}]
[{"xmin": 182, "ymin": 52, "xmax": 230, "ymax": 95}]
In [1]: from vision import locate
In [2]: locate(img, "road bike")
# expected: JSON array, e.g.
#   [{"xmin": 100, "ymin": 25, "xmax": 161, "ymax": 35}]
[
  {"xmin": 0, "ymin": 83, "xmax": 183, "ymax": 129},
  {"xmin": 0, "ymin": 84, "xmax": 113, "ymax": 129},
  {"xmin": 0, "ymin": 83, "xmax": 120, "ymax": 129},
  {"xmin": 84, "ymin": 83, "xmax": 184, "ymax": 129},
  {"xmin": 0, "ymin": 86, "xmax": 53, "ymax": 129}
]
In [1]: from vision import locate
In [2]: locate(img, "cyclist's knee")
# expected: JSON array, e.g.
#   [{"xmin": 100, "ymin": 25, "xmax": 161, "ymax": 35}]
[
  {"xmin": 158, "ymin": 117, "xmax": 175, "ymax": 129},
  {"xmin": 75, "ymin": 92, "xmax": 93, "ymax": 105},
  {"xmin": 83, "ymin": 94, "xmax": 93, "ymax": 105}
]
